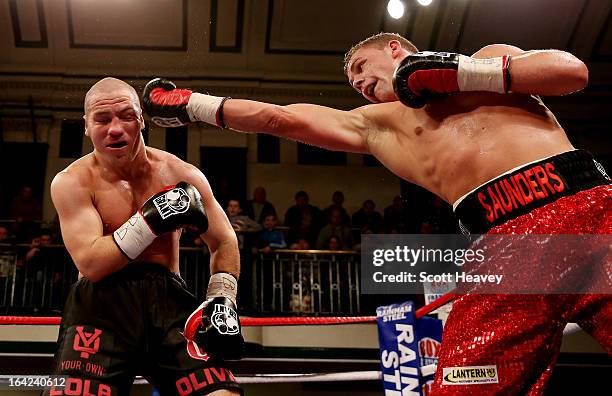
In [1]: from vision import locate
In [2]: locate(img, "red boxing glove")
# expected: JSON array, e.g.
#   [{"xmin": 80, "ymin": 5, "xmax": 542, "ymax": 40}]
[
  {"xmin": 142, "ymin": 78, "xmax": 230, "ymax": 128},
  {"xmin": 393, "ymin": 51, "xmax": 511, "ymax": 108}
]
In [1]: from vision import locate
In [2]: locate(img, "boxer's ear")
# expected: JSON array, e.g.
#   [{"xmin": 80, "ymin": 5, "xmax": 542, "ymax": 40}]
[
  {"xmin": 83, "ymin": 114, "xmax": 89, "ymax": 136},
  {"xmin": 389, "ymin": 40, "xmax": 403, "ymax": 58}
]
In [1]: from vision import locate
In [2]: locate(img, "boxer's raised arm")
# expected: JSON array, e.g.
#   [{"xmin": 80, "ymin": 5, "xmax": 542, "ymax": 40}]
[
  {"xmin": 143, "ymin": 78, "xmax": 371, "ymax": 154},
  {"xmin": 393, "ymin": 44, "xmax": 588, "ymax": 108},
  {"xmin": 472, "ymin": 44, "xmax": 588, "ymax": 96},
  {"xmin": 178, "ymin": 162, "xmax": 244, "ymax": 361},
  {"xmin": 51, "ymin": 172, "xmax": 128, "ymax": 282}
]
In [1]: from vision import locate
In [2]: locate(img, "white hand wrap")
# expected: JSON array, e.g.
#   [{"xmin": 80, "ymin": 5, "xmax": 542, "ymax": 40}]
[
  {"xmin": 206, "ymin": 272, "xmax": 238, "ymax": 306},
  {"xmin": 457, "ymin": 55, "xmax": 508, "ymax": 93},
  {"xmin": 112, "ymin": 212, "xmax": 157, "ymax": 260},
  {"xmin": 186, "ymin": 93, "xmax": 224, "ymax": 126}
]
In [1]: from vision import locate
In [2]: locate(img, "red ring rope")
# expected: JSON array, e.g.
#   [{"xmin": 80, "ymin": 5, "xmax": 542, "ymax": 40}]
[{"xmin": 0, "ymin": 293, "xmax": 456, "ymax": 326}]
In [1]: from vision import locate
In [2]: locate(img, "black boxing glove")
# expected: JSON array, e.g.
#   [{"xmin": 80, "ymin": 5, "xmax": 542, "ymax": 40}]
[
  {"xmin": 142, "ymin": 78, "xmax": 230, "ymax": 128},
  {"xmin": 112, "ymin": 182, "xmax": 208, "ymax": 260},
  {"xmin": 393, "ymin": 51, "xmax": 511, "ymax": 108},
  {"xmin": 184, "ymin": 273, "xmax": 244, "ymax": 361}
]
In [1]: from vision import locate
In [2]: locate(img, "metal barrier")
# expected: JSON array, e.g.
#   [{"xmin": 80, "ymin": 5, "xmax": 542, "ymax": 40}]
[
  {"xmin": 0, "ymin": 245, "xmax": 363, "ymax": 316},
  {"xmin": 0, "ymin": 244, "xmax": 78, "ymax": 314},
  {"xmin": 255, "ymin": 250, "xmax": 361, "ymax": 315}
]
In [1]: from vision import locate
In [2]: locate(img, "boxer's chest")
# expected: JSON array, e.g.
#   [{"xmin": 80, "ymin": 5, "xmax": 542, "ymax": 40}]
[{"xmin": 92, "ymin": 176, "xmax": 173, "ymax": 235}]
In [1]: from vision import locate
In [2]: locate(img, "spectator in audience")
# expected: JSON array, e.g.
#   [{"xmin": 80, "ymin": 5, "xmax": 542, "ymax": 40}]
[
  {"xmin": 24, "ymin": 231, "xmax": 53, "ymax": 311},
  {"xmin": 316, "ymin": 208, "xmax": 353, "ymax": 250},
  {"xmin": 225, "ymin": 199, "xmax": 259, "ymax": 311},
  {"xmin": 384, "ymin": 195, "xmax": 409, "ymax": 233},
  {"xmin": 0, "ymin": 226, "xmax": 13, "ymax": 244},
  {"xmin": 9, "ymin": 185, "xmax": 43, "ymax": 242},
  {"xmin": 215, "ymin": 177, "xmax": 233, "ymax": 210},
  {"xmin": 325, "ymin": 235, "xmax": 341, "ymax": 251},
  {"xmin": 25, "ymin": 232, "xmax": 52, "ymax": 261},
  {"xmin": 284, "ymin": 191, "xmax": 323, "ymax": 246},
  {"xmin": 10, "ymin": 185, "xmax": 43, "ymax": 221},
  {"xmin": 258, "ymin": 214, "xmax": 287, "ymax": 253},
  {"xmin": 352, "ymin": 199, "xmax": 383, "ymax": 233},
  {"xmin": 323, "ymin": 191, "xmax": 350, "ymax": 226},
  {"xmin": 0, "ymin": 226, "xmax": 12, "ymax": 299},
  {"xmin": 290, "ymin": 238, "xmax": 311, "ymax": 250},
  {"xmin": 351, "ymin": 228, "xmax": 374, "ymax": 251},
  {"xmin": 419, "ymin": 221, "xmax": 434, "ymax": 234},
  {"xmin": 226, "ymin": 199, "xmax": 262, "ymax": 232},
  {"xmin": 49, "ymin": 214, "xmax": 63, "ymax": 244},
  {"xmin": 243, "ymin": 186, "xmax": 277, "ymax": 224}
]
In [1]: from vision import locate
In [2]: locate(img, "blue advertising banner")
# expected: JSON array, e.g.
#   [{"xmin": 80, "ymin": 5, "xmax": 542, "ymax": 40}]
[{"xmin": 377, "ymin": 301, "xmax": 443, "ymax": 396}]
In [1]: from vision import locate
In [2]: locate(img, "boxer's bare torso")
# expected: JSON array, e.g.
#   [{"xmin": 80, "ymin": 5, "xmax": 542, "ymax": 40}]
[
  {"xmin": 219, "ymin": 44, "xmax": 580, "ymax": 206},
  {"xmin": 58, "ymin": 147, "xmax": 185, "ymax": 274},
  {"xmin": 359, "ymin": 92, "xmax": 573, "ymax": 204}
]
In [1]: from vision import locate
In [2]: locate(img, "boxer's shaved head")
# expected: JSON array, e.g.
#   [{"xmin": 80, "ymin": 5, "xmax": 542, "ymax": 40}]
[{"xmin": 84, "ymin": 77, "xmax": 141, "ymax": 114}]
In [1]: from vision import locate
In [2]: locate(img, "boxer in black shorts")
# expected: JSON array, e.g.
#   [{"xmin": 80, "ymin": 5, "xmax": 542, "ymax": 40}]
[{"xmin": 50, "ymin": 77, "xmax": 243, "ymax": 395}]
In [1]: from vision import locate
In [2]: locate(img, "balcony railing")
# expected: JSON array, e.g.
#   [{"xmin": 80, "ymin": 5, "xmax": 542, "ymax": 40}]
[
  {"xmin": 255, "ymin": 250, "xmax": 360, "ymax": 314},
  {"xmin": 0, "ymin": 244, "xmax": 366, "ymax": 316}
]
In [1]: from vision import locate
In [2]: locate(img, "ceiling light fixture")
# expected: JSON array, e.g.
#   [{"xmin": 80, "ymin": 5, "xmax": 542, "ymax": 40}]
[{"xmin": 387, "ymin": 0, "xmax": 405, "ymax": 19}]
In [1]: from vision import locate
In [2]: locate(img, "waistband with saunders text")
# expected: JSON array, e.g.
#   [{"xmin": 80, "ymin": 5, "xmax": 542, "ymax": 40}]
[{"xmin": 454, "ymin": 150, "xmax": 611, "ymax": 235}]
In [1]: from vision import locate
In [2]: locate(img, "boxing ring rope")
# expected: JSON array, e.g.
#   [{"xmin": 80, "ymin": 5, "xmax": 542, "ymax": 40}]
[
  {"xmin": 0, "ymin": 315, "xmax": 378, "ymax": 326},
  {"xmin": 0, "ymin": 293, "xmax": 581, "ymax": 384},
  {"xmin": 0, "ymin": 291, "xmax": 458, "ymax": 326}
]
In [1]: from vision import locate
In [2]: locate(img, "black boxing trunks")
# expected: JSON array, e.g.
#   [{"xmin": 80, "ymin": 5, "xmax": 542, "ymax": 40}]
[
  {"xmin": 51, "ymin": 264, "xmax": 242, "ymax": 396},
  {"xmin": 453, "ymin": 149, "xmax": 611, "ymax": 235}
]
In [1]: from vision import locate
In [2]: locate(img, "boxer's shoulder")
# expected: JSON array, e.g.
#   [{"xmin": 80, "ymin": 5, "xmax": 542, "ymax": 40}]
[
  {"xmin": 52, "ymin": 154, "xmax": 96, "ymax": 189},
  {"xmin": 146, "ymin": 147, "xmax": 197, "ymax": 175},
  {"xmin": 50, "ymin": 158, "xmax": 94, "ymax": 206},
  {"xmin": 146, "ymin": 146, "xmax": 184, "ymax": 167},
  {"xmin": 144, "ymin": 147, "xmax": 206, "ymax": 190}
]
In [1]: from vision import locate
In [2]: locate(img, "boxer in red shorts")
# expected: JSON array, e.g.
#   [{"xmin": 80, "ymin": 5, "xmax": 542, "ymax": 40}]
[{"xmin": 142, "ymin": 32, "xmax": 611, "ymax": 394}]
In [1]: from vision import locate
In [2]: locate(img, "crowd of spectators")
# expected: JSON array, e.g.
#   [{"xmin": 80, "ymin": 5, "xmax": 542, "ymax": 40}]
[
  {"xmin": 213, "ymin": 186, "xmax": 456, "ymax": 255},
  {"xmin": 0, "ymin": 184, "xmax": 64, "ymax": 245},
  {"xmin": 0, "ymin": 184, "xmax": 457, "ymax": 252},
  {"xmin": 0, "ymin": 183, "xmax": 456, "ymax": 252}
]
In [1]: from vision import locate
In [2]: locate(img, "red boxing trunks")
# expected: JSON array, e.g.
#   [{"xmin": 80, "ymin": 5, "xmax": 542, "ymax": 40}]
[
  {"xmin": 51, "ymin": 264, "xmax": 242, "ymax": 396},
  {"xmin": 431, "ymin": 150, "xmax": 611, "ymax": 395}
]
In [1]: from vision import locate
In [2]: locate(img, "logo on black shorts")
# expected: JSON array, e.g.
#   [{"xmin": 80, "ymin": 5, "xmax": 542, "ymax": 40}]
[
  {"xmin": 211, "ymin": 304, "xmax": 239, "ymax": 335},
  {"xmin": 73, "ymin": 326, "xmax": 102, "ymax": 359},
  {"xmin": 153, "ymin": 188, "xmax": 190, "ymax": 219}
]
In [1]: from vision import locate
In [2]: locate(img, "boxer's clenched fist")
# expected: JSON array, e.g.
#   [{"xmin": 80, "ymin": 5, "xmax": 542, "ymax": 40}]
[
  {"xmin": 184, "ymin": 272, "xmax": 244, "ymax": 361},
  {"xmin": 393, "ymin": 51, "xmax": 511, "ymax": 108}
]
